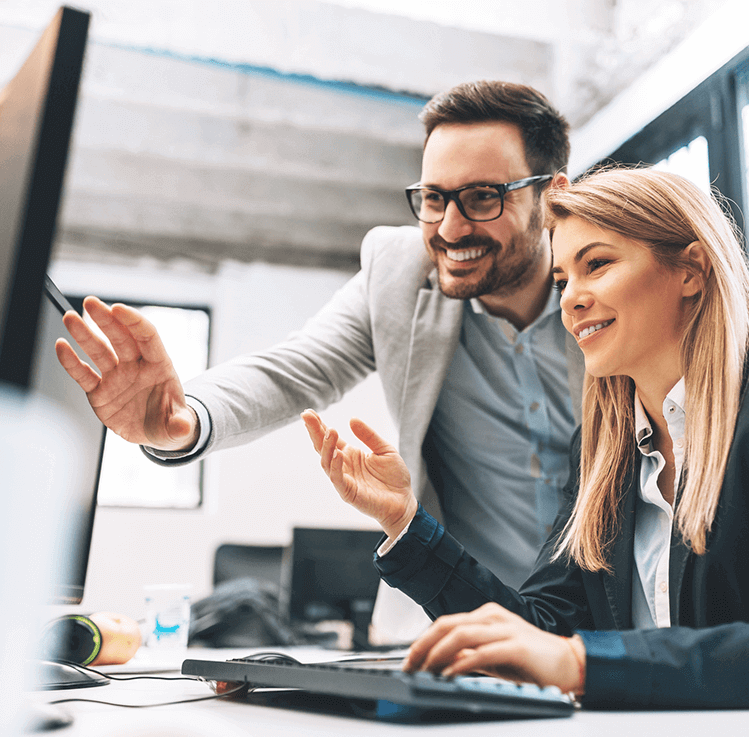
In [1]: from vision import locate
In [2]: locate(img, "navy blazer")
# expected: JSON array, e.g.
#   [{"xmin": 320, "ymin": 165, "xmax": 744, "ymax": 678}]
[{"xmin": 376, "ymin": 392, "xmax": 749, "ymax": 708}]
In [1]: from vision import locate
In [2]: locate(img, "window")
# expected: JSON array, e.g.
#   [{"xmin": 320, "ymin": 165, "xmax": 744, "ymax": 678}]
[
  {"xmin": 653, "ymin": 136, "xmax": 711, "ymax": 193},
  {"xmin": 74, "ymin": 299, "xmax": 211, "ymax": 508},
  {"xmin": 606, "ymin": 45, "xmax": 749, "ymax": 236}
]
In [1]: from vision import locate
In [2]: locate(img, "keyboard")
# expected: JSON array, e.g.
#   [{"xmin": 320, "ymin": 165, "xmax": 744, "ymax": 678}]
[{"xmin": 181, "ymin": 656, "xmax": 574, "ymax": 720}]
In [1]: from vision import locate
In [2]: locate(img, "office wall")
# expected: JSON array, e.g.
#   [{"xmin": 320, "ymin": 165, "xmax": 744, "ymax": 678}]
[{"xmin": 50, "ymin": 255, "xmax": 395, "ymax": 619}]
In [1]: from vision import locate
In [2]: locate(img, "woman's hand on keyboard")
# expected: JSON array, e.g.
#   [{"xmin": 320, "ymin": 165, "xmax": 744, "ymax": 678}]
[
  {"xmin": 301, "ymin": 410, "xmax": 418, "ymax": 539},
  {"xmin": 403, "ymin": 602, "xmax": 586, "ymax": 696}
]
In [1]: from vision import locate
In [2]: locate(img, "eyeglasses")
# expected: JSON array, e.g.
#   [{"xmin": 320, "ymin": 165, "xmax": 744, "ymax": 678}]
[{"xmin": 405, "ymin": 175, "xmax": 553, "ymax": 224}]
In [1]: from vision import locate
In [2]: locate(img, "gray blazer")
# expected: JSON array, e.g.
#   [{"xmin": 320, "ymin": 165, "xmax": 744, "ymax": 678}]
[{"xmin": 174, "ymin": 225, "xmax": 584, "ymax": 521}]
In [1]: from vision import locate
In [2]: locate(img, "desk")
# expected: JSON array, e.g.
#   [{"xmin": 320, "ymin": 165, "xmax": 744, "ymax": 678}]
[{"xmin": 28, "ymin": 647, "xmax": 749, "ymax": 737}]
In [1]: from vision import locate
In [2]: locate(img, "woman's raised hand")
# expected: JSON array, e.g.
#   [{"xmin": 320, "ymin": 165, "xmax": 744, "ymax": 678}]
[
  {"xmin": 403, "ymin": 602, "xmax": 586, "ymax": 696},
  {"xmin": 301, "ymin": 410, "xmax": 418, "ymax": 539},
  {"xmin": 55, "ymin": 296, "xmax": 198, "ymax": 451}
]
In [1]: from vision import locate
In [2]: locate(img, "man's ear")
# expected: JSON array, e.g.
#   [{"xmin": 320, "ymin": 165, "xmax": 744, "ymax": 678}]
[
  {"xmin": 549, "ymin": 171, "xmax": 570, "ymax": 191},
  {"xmin": 541, "ymin": 173, "xmax": 569, "ymax": 232},
  {"xmin": 682, "ymin": 241, "xmax": 711, "ymax": 297}
]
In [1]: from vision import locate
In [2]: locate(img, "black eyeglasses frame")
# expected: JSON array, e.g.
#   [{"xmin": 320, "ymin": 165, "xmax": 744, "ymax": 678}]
[{"xmin": 405, "ymin": 175, "xmax": 553, "ymax": 224}]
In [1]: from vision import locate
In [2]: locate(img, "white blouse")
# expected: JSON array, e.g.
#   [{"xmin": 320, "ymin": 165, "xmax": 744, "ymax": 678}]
[{"xmin": 631, "ymin": 377, "xmax": 686, "ymax": 629}]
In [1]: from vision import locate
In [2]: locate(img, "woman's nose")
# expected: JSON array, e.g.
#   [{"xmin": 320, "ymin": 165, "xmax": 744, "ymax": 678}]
[{"xmin": 559, "ymin": 279, "xmax": 591, "ymax": 315}]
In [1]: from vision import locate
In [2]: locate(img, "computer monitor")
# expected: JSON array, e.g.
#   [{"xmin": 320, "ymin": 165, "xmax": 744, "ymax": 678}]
[
  {"xmin": 34, "ymin": 277, "xmax": 107, "ymax": 606},
  {"xmin": 0, "ymin": 0, "xmax": 97, "ymax": 612},
  {"xmin": 0, "ymin": 5, "xmax": 104, "ymax": 698},
  {"xmin": 0, "ymin": 5, "xmax": 89, "ymax": 389},
  {"xmin": 285, "ymin": 528, "xmax": 384, "ymax": 650},
  {"xmin": 29, "ymin": 277, "xmax": 108, "ymax": 689},
  {"xmin": 28, "ymin": 277, "xmax": 108, "ymax": 695}
]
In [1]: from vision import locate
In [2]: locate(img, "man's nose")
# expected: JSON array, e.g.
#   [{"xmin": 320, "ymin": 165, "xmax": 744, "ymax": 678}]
[{"xmin": 437, "ymin": 200, "xmax": 474, "ymax": 243}]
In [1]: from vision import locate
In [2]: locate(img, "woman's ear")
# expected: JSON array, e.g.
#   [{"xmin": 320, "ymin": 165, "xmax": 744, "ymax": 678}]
[{"xmin": 682, "ymin": 241, "xmax": 711, "ymax": 298}]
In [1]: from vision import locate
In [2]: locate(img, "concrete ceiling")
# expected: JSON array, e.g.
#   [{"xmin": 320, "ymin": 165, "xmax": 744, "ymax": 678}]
[{"xmin": 0, "ymin": 0, "xmax": 735, "ymax": 272}]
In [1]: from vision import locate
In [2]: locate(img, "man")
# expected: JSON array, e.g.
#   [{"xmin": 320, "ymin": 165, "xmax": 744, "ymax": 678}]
[{"xmin": 57, "ymin": 80, "xmax": 583, "ymax": 639}]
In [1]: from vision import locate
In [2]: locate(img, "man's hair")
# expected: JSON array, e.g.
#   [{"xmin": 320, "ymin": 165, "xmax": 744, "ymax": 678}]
[{"xmin": 419, "ymin": 80, "xmax": 570, "ymax": 176}]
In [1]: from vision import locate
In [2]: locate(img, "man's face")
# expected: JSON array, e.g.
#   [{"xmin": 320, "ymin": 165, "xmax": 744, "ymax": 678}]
[{"xmin": 419, "ymin": 122, "xmax": 547, "ymax": 301}]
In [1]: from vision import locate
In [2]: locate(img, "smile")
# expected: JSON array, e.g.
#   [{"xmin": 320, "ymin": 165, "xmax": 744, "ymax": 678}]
[
  {"xmin": 444, "ymin": 247, "xmax": 489, "ymax": 262},
  {"xmin": 577, "ymin": 320, "xmax": 613, "ymax": 340}
]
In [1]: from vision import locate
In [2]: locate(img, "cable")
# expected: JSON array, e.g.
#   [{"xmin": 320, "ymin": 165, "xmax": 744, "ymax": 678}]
[
  {"xmin": 45, "ymin": 661, "xmax": 251, "ymax": 708},
  {"xmin": 53, "ymin": 659, "xmax": 201, "ymax": 682},
  {"xmin": 48, "ymin": 682, "xmax": 249, "ymax": 708}
]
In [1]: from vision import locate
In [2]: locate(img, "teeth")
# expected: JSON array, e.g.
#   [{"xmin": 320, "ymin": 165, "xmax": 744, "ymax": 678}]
[
  {"xmin": 445, "ymin": 248, "xmax": 488, "ymax": 262},
  {"xmin": 578, "ymin": 320, "xmax": 613, "ymax": 339}
]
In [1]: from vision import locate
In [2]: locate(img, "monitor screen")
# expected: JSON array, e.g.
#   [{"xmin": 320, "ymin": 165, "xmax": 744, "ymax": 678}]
[
  {"xmin": 285, "ymin": 527, "xmax": 384, "ymax": 649},
  {"xmin": 0, "ymin": 5, "xmax": 89, "ymax": 388},
  {"xmin": 32, "ymin": 277, "xmax": 106, "ymax": 605}
]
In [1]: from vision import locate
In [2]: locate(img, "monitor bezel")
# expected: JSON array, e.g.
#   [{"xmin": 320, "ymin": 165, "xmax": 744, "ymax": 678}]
[{"xmin": 0, "ymin": 6, "xmax": 89, "ymax": 389}]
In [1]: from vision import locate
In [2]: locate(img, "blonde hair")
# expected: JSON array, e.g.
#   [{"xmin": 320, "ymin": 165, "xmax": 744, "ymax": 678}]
[{"xmin": 546, "ymin": 167, "xmax": 749, "ymax": 571}]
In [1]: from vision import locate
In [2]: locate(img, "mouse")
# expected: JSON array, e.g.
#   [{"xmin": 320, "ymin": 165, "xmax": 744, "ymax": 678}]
[
  {"xmin": 206, "ymin": 651, "xmax": 303, "ymax": 696},
  {"xmin": 232, "ymin": 651, "xmax": 302, "ymax": 666}
]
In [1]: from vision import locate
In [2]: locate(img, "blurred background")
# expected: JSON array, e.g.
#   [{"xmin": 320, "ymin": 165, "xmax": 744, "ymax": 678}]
[{"xmin": 1, "ymin": 0, "xmax": 747, "ymax": 620}]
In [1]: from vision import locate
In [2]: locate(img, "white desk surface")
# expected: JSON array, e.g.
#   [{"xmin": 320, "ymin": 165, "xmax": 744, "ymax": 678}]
[{"xmin": 28, "ymin": 646, "xmax": 749, "ymax": 737}]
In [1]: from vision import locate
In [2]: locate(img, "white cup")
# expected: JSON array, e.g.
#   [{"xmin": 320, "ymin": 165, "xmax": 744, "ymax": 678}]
[{"xmin": 144, "ymin": 584, "xmax": 192, "ymax": 649}]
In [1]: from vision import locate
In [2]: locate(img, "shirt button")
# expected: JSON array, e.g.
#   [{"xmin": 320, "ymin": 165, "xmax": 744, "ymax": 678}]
[
  {"xmin": 530, "ymin": 401, "xmax": 540, "ymax": 412},
  {"xmin": 515, "ymin": 344, "xmax": 524, "ymax": 354},
  {"xmin": 668, "ymin": 406, "xmax": 676, "ymax": 413},
  {"xmin": 660, "ymin": 582, "xmax": 668, "ymax": 593},
  {"xmin": 530, "ymin": 454, "xmax": 541, "ymax": 478},
  {"xmin": 675, "ymin": 438, "xmax": 684, "ymax": 448}
]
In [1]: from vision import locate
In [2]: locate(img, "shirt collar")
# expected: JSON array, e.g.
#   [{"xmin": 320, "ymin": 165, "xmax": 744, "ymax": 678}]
[
  {"xmin": 469, "ymin": 285, "xmax": 560, "ymax": 324},
  {"xmin": 634, "ymin": 377, "xmax": 686, "ymax": 447}
]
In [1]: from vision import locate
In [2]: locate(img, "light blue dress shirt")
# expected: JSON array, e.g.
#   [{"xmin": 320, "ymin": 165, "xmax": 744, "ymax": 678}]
[{"xmin": 427, "ymin": 291, "xmax": 577, "ymax": 589}]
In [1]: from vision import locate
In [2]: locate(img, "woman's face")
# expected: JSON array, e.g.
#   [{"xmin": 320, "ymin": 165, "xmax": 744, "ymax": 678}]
[{"xmin": 551, "ymin": 217, "xmax": 691, "ymax": 386}]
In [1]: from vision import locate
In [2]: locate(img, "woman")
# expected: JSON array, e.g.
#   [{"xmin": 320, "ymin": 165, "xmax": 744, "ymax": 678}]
[{"xmin": 302, "ymin": 167, "xmax": 749, "ymax": 708}]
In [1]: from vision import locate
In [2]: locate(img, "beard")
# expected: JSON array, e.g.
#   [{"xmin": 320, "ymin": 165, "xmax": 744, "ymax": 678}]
[{"xmin": 429, "ymin": 203, "xmax": 545, "ymax": 301}]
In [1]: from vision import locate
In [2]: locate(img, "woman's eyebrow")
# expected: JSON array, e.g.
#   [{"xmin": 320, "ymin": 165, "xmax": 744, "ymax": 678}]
[{"xmin": 551, "ymin": 242, "xmax": 610, "ymax": 275}]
